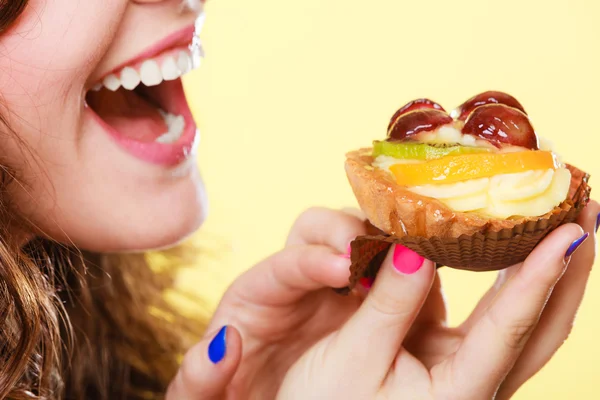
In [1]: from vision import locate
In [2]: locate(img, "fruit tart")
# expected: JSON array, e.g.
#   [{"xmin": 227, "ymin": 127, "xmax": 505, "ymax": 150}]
[{"xmin": 341, "ymin": 91, "xmax": 590, "ymax": 292}]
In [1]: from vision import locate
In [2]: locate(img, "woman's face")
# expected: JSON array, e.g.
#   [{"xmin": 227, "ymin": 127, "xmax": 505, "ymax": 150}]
[{"xmin": 0, "ymin": 0, "xmax": 207, "ymax": 251}]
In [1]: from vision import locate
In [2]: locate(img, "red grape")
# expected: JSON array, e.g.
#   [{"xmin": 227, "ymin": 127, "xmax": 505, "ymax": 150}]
[
  {"xmin": 461, "ymin": 104, "xmax": 538, "ymax": 149},
  {"xmin": 388, "ymin": 98, "xmax": 445, "ymax": 131},
  {"xmin": 455, "ymin": 91, "xmax": 526, "ymax": 121},
  {"xmin": 388, "ymin": 109, "xmax": 453, "ymax": 141}
]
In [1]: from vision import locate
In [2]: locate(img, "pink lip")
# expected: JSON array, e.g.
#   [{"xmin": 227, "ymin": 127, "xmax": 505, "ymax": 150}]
[
  {"xmin": 102, "ymin": 25, "xmax": 196, "ymax": 80},
  {"xmin": 86, "ymin": 25, "xmax": 200, "ymax": 167}
]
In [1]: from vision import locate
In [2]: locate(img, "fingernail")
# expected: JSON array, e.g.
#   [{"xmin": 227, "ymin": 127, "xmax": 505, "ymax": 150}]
[
  {"xmin": 393, "ymin": 245, "xmax": 425, "ymax": 274},
  {"xmin": 595, "ymin": 213, "xmax": 600, "ymax": 233},
  {"xmin": 565, "ymin": 233, "xmax": 589, "ymax": 259},
  {"xmin": 341, "ymin": 243, "xmax": 352, "ymax": 259},
  {"xmin": 359, "ymin": 277, "xmax": 373, "ymax": 289},
  {"xmin": 208, "ymin": 326, "xmax": 227, "ymax": 364}
]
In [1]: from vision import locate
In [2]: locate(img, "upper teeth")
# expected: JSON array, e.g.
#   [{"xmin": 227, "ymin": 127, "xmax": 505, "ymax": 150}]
[{"xmin": 95, "ymin": 49, "xmax": 196, "ymax": 92}]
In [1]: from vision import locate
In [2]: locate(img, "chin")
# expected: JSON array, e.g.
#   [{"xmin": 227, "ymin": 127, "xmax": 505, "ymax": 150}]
[
  {"xmin": 97, "ymin": 168, "xmax": 208, "ymax": 254},
  {"xmin": 28, "ymin": 164, "xmax": 209, "ymax": 254},
  {"xmin": 76, "ymin": 208, "xmax": 207, "ymax": 254},
  {"xmin": 117, "ymin": 215, "xmax": 206, "ymax": 253}
]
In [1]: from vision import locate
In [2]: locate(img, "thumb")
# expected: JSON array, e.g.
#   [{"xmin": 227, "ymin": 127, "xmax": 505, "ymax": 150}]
[
  {"xmin": 334, "ymin": 245, "xmax": 435, "ymax": 383},
  {"xmin": 166, "ymin": 325, "xmax": 242, "ymax": 400}
]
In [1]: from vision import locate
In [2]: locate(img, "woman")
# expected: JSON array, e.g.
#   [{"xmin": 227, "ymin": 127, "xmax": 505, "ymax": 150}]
[{"xmin": 0, "ymin": 0, "xmax": 597, "ymax": 399}]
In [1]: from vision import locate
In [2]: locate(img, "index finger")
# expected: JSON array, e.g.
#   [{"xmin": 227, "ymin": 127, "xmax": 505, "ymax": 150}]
[
  {"xmin": 215, "ymin": 244, "xmax": 352, "ymax": 310},
  {"xmin": 286, "ymin": 207, "xmax": 367, "ymax": 253}
]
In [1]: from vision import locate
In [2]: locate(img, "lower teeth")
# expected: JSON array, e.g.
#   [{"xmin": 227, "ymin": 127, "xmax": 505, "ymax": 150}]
[{"xmin": 156, "ymin": 109, "xmax": 185, "ymax": 143}]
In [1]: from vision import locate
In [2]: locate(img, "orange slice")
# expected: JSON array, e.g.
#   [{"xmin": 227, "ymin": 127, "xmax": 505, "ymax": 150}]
[{"xmin": 389, "ymin": 151, "xmax": 558, "ymax": 186}]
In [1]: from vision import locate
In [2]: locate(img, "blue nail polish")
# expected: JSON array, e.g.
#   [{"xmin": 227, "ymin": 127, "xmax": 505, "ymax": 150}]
[
  {"xmin": 208, "ymin": 326, "xmax": 227, "ymax": 364},
  {"xmin": 565, "ymin": 233, "xmax": 589, "ymax": 259},
  {"xmin": 595, "ymin": 213, "xmax": 600, "ymax": 233}
]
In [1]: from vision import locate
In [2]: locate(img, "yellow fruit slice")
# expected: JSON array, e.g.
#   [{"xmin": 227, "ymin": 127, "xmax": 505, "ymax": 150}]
[{"xmin": 389, "ymin": 151, "xmax": 558, "ymax": 186}]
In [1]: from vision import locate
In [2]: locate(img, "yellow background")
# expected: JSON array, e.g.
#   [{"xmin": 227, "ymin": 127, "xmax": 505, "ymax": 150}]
[{"xmin": 184, "ymin": 0, "xmax": 600, "ymax": 398}]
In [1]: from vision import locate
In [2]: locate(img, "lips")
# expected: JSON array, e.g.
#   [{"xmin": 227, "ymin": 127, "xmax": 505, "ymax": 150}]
[{"xmin": 85, "ymin": 25, "xmax": 203, "ymax": 166}]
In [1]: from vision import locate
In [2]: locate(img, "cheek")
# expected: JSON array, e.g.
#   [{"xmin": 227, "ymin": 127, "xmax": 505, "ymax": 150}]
[
  {"xmin": 0, "ymin": 0, "xmax": 126, "ymax": 142},
  {"xmin": 10, "ymin": 158, "xmax": 207, "ymax": 251},
  {"xmin": 0, "ymin": 0, "xmax": 129, "ymax": 243},
  {"xmin": 12, "ymin": 0, "xmax": 126, "ymax": 77}
]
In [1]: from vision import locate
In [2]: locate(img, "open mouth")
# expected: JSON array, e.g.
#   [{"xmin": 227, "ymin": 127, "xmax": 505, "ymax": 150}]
[{"xmin": 86, "ymin": 38, "xmax": 201, "ymax": 166}]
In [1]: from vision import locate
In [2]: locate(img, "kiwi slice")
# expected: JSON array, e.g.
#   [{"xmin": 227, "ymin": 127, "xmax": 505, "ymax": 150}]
[{"xmin": 372, "ymin": 141, "xmax": 491, "ymax": 160}]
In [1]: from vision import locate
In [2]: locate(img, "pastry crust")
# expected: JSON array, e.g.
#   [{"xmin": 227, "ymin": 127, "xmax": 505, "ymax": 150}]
[{"xmin": 345, "ymin": 148, "xmax": 583, "ymax": 238}]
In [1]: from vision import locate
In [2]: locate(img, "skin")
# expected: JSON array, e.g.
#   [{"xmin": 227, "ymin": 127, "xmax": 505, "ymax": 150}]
[
  {"xmin": 1, "ymin": 1, "xmax": 598, "ymax": 399},
  {"xmin": 1, "ymin": 0, "xmax": 205, "ymax": 251},
  {"xmin": 169, "ymin": 205, "xmax": 599, "ymax": 400}
]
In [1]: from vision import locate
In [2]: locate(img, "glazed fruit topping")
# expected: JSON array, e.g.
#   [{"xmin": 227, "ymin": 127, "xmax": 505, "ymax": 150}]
[
  {"xmin": 453, "ymin": 91, "xmax": 527, "ymax": 121},
  {"xmin": 462, "ymin": 104, "xmax": 539, "ymax": 150},
  {"xmin": 385, "ymin": 92, "xmax": 539, "ymax": 150},
  {"xmin": 387, "ymin": 98, "xmax": 446, "ymax": 130},
  {"xmin": 388, "ymin": 151, "xmax": 557, "ymax": 186},
  {"xmin": 387, "ymin": 109, "xmax": 453, "ymax": 141}
]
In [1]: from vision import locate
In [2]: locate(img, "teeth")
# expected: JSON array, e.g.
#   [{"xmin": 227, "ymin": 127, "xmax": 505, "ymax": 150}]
[
  {"xmin": 120, "ymin": 67, "xmax": 141, "ymax": 90},
  {"xmin": 93, "ymin": 48, "xmax": 200, "ymax": 92},
  {"xmin": 161, "ymin": 56, "xmax": 180, "ymax": 81},
  {"xmin": 177, "ymin": 51, "xmax": 192, "ymax": 75},
  {"xmin": 103, "ymin": 74, "xmax": 121, "ymax": 91},
  {"xmin": 140, "ymin": 60, "xmax": 163, "ymax": 87},
  {"xmin": 155, "ymin": 110, "xmax": 186, "ymax": 144}
]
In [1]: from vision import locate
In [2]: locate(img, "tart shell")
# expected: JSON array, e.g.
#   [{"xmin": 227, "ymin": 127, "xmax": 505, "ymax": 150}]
[{"xmin": 338, "ymin": 148, "xmax": 591, "ymax": 293}]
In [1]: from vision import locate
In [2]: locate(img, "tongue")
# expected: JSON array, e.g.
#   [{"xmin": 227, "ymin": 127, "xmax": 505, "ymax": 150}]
[{"xmin": 87, "ymin": 88, "xmax": 167, "ymax": 142}]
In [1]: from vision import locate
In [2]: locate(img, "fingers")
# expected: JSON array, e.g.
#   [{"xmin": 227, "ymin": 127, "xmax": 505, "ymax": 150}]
[
  {"xmin": 334, "ymin": 245, "xmax": 435, "ymax": 381},
  {"xmin": 224, "ymin": 244, "xmax": 352, "ymax": 307},
  {"xmin": 412, "ymin": 272, "xmax": 447, "ymax": 327},
  {"xmin": 498, "ymin": 200, "xmax": 600, "ymax": 399},
  {"xmin": 339, "ymin": 207, "xmax": 367, "ymax": 220},
  {"xmin": 459, "ymin": 264, "xmax": 520, "ymax": 332},
  {"xmin": 360, "ymin": 271, "xmax": 447, "ymax": 329},
  {"xmin": 286, "ymin": 207, "xmax": 366, "ymax": 253},
  {"xmin": 447, "ymin": 223, "xmax": 586, "ymax": 396},
  {"xmin": 218, "ymin": 207, "xmax": 364, "ymax": 310},
  {"xmin": 166, "ymin": 325, "xmax": 242, "ymax": 400}
]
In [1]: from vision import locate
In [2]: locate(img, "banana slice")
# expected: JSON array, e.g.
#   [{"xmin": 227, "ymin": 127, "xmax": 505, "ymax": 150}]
[
  {"xmin": 442, "ymin": 192, "xmax": 488, "ymax": 212},
  {"xmin": 488, "ymin": 169, "xmax": 554, "ymax": 201},
  {"xmin": 408, "ymin": 177, "xmax": 489, "ymax": 199}
]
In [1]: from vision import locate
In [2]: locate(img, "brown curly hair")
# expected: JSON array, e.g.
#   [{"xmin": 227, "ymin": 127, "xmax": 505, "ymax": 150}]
[{"xmin": 0, "ymin": 1, "xmax": 205, "ymax": 398}]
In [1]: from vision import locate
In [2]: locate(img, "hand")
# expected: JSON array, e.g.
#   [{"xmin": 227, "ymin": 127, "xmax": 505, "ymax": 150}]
[
  {"xmin": 166, "ymin": 207, "xmax": 369, "ymax": 399},
  {"xmin": 278, "ymin": 201, "xmax": 599, "ymax": 399},
  {"xmin": 165, "ymin": 202, "xmax": 598, "ymax": 399}
]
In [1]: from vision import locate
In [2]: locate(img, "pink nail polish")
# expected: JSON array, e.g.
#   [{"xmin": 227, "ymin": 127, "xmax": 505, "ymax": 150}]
[
  {"xmin": 393, "ymin": 245, "xmax": 425, "ymax": 274},
  {"xmin": 359, "ymin": 277, "xmax": 373, "ymax": 289}
]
